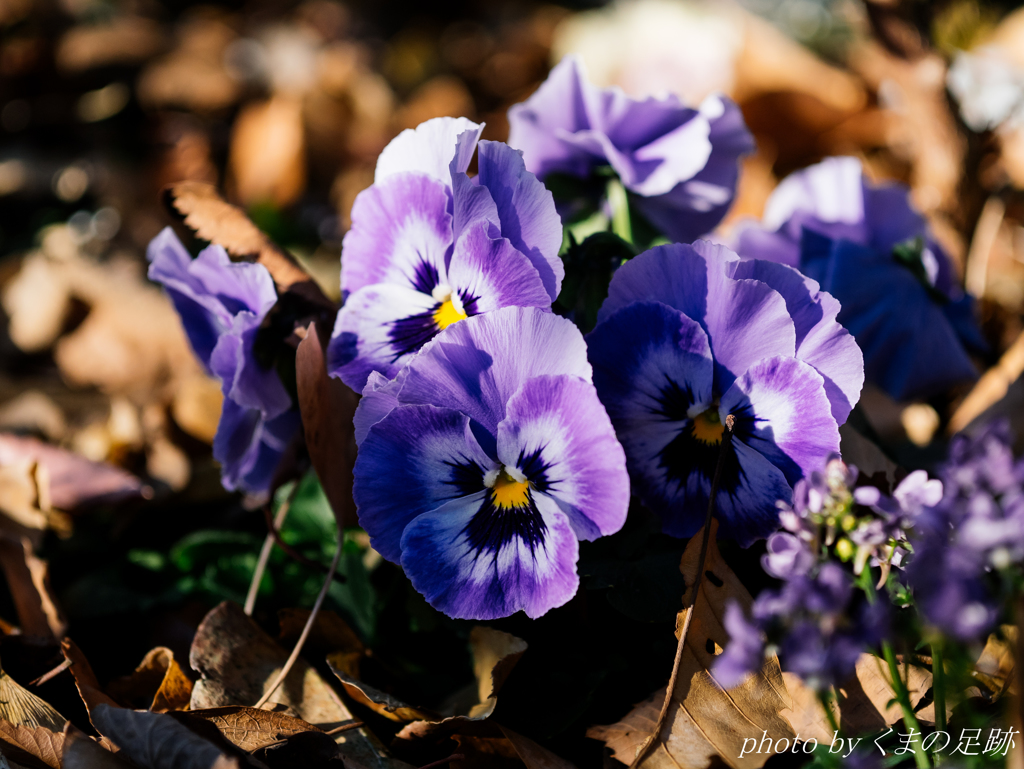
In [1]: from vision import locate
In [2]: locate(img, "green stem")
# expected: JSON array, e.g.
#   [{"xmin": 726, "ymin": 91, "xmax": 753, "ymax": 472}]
[
  {"xmin": 932, "ymin": 639, "xmax": 946, "ymax": 736},
  {"xmin": 606, "ymin": 178, "xmax": 632, "ymax": 243},
  {"xmin": 859, "ymin": 567, "xmax": 931, "ymax": 768}
]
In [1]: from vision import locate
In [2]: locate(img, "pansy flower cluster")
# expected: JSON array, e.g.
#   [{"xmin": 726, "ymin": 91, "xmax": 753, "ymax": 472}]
[
  {"xmin": 906, "ymin": 420, "xmax": 1024, "ymax": 641},
  {"xmin": 736, "ymin": 157, "xmax": 986, "ymax": 401}
]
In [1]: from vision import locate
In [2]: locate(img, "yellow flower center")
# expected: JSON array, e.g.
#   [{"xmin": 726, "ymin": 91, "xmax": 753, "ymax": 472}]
[
  {"xmin": 491, "ymin": 469, "xmax": 531, "ymax": 509},
  {"xmin": 433, "ymin": 298, "xmax": 468, "ymax": 330},
  {"xmin": 691, "ymin": 408, "xmax": 724, "ymax": 445}
]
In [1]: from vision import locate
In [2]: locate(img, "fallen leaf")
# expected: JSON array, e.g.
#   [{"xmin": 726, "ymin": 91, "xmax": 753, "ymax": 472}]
[
  {"xmin": 0, "ymin": 391, "xmax": 66, "ymax": 443},
  {"xmin": 278, "ymin": 608, "xmax": 364, "ymax": 657},
  {"xmin": 950, "ymin": 328, "xmax": 1024, "ymax": 435},
  {"xmin": 107, "ymin": 647, "xmax": 194, "ymax": 713},
  {"xmin": 0, "ymin": 434, "xmax": 144, "ymax": 512},
  {"xmin": 838, "ymin": 423, "xmax": 897, "ymax": 489},
  {"xmin": 0, "ymin": 535, "xmax": 66, "ymax": 641},
  {"xmin": 496, "ymin": 726, "xmax": 578, "ymax": 769},
  {"xmin": 295, "ymin": 323, "xmax": 359, "ymax": 529},
  {"xmin": 0, "ymin": 664, "xmax": 66, "ymax": 733},
  {"xmin": 974, "ymin": 626, "xmax": 1018, "ymax": 695},
  {"xmin": 1, "ymin": 253, "xmax": 71, "ymax": 353},
  {"xmin": 62, "ymin": 638, "xmax": 122, "ymax": 726},
  {"xmin": 327, "ymin": 666, "xmax": 437, "ymax": 723},
  {"xmin": 251, "ymin": 730, "xmax": 341, "ymax": 768},
  {"xmin": 163, "ymin": 182, "xmax": 333, "ymax": 311},
  {"xmin": 0, "ymin": 721, "xmax": 64, "ymax": 768},
  {"xmin": 588, "ymin": 520, "xmax": 794, "ymax": 769},
  {"xmin": 56, "ymin": 17, "xmax": 166, "ymax": 72},
  {"xmin": 171, "ymin": 374, "xmax": 223, "ymax": 445},
  {"xmin": 188, "ymin": 601, "xmax": 411, "ymax": 768},
  {"xmin": 90, "ymin": 703, "xmax": 240, "ymax": 769},
  {"xmin": 185, "ymin": 706, "xmax": 322, "ymax": 751}
]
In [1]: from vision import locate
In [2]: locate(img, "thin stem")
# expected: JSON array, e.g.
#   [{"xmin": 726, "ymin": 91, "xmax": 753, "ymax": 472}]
[
  {"xmin": 417, "ymin": 756, "xmax": 465, "ymax": 769},
  {"xmin": 245, "ymin": 488, "xmax": 297, "ymax": 615},
  {"xmin": 253, "ymin": 526, "xmax": 344, "ymax": 709},
  {"xmin": 932, "ymin": 639, "xmax": 946, "ymax": 736},
  {"xmin": 817, "ymin": 689, "xmax": 841, "ymax": 738},
  {"xmin": 606, "ymin": 178, "xmax": 632, "ymax": 243}
]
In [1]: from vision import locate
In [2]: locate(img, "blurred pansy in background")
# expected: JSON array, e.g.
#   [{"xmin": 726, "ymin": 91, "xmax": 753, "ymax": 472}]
[
  {"xmin": 351, "ymin": 306, "xmax": 628, "ymax": 619},
  {"xmin": 735, "ymin": 156, "xmax": 985, "ymax": 401},
  {"xmin": 328, "ymin": 116, "xmax": 563, "ymax": 391},
  {"xmin": 148, "ymin": 227, "xmax": 298, "ymax": 493},
  {"xmin": 507, "ymin": 55, "xmax": 755, "ymax": 244},
  {"xmin": 586, "ymin": 240, "xmax": 862, "ymax": 546}
]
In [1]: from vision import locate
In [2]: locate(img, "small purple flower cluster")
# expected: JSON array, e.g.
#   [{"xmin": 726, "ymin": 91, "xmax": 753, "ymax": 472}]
[
  {"xmin": 906, "ymin": 421, "xmax": 1024, "ymax": 641},
  {"xmin": 715, "ymin": 458, "xmax": 939, "ymax": 690}
]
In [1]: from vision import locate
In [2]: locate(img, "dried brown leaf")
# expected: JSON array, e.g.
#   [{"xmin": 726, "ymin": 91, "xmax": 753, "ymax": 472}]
[
  {"xmin": 228, "ymin": 96, "xmax": 306, "ymax": 209},
  {"xmin": 62, "ymin": 638, "xmax": 122, "ymax": 726},
  {"xmin": 61, "ymin": 729, "xmax": 135, "ymax": 769},
  {"xmin": 975, "ymin": 626, "xmax": 1018, "ymax": 695},
  {"xmin": 295, "ymin": 323, "xmax": 358, "ymax": 528},
  {"xmin": 91, "ymin": 703, "xmax": 239, "ymax": 769},
  {"xmin": 107, "ymin": 647, "xmax": 193, "ymax": 713},
  {"xmin": 0, "ymin": 666, "xmax": 66, "ymax": 734},
  {"xmin": 185, "ymin": 706, "xmax": 322, "ymax": 751},
  {"xmin": 163, "ymin": 182, "xmax": 331, "ymax": 310},
  {"xmin": 588, "ymin": 521, "xmax": 794, "ymax": 769},
  {"xmin": 327, "ymin": 666, "xmax": 436, "ymax": 723},
  {"xmin": 188, "ymin": 601, "xmax": 411, "ymax": 768},
  {"xmin": 0, "ymin": 720, "xmax": 64, "ymax": 768},
  {"xmin": 0, "ymin": 535, "xmax": 65, "ymax": 640},
  {"xmin": 278, "ymin": 608, "xmax": 364, "ymax": 657}
]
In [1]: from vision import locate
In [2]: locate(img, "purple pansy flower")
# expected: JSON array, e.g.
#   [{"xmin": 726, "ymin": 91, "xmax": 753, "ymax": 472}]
[
  {"xmin": 736, "ymin": 156, "xmax": 984, "ymax": 401},
  {"xmin": 586, "ymin": 240, "xmax": 863, "ymax": 545},
  {"xmin": 148, "ymin": 227, "xmax": 297, "ymax": 493},
  {"xmin": 328, "ymin": 117, "xmax": 564, "ymax": 391},
  {"xmin": 352, "ymin": 306, "xmax": 629, "ymax": 620},
  {"xmin": 507, "ymin": 56, "xmax": 755, "ymax": 243}
]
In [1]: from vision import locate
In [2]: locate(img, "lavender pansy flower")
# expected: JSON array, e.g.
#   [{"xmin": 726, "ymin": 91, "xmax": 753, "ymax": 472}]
[
  {"xmin": 329, "ymin": 116, "xmax": 564, "ymax": 391},
  {"xmin": 352, "ymin": 306, "xmax": 629, "ymax": 620},
  {"xmin": 148, "ymin": 228, "xmax": 297, "ymax": 492},
  {"xmin": 508, "ymin": 56, "xmax": 755, "ymax": 243},
  {"xmin": 907, "ymin": 420, "xmax": 1024, "ymax": 640},
  {"xmin": 736, "ymin": 156, "xmax": 984, "ymax": 401},
  {"xmin": 586, "ymin": 240, "xmax": 862, "ymax": 545}
]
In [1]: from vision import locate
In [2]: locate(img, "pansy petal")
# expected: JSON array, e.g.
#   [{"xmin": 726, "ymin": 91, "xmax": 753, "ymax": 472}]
[
  {"xmin": 340, "ymin": 173, "xmax": 453, "ymax": 297},
  {"xmin": 450, "ymin": 171, "xmax": 500, "ymax": 247},
  {"xmin": 629, "ymin": 114, "xmax": 712, "ymax": 197},
  {"xmin": 476, "ymin": 141, "xmax": 564, "ymax": 301},
  {"xmin": 394, "ymin": 307, "xmax": 591, "ymax": 435},
  {"xmin": 329, "ymin": 284, "xmax": 439, "ymax": 391},
  {"xmin": 587, "ymin": 301, "xmax": 715, "ymax": 525},
  {"xmin": 715, "ymin": 438, "xmax": 793, "ymax": 547},
  {"xmin": 374, "ymin": 116, "xmax": 483, "ymax": 187},
  {"xmin": 353, "ymin": 404, "xmax": 495, "ymax": 563},
  {"xmin": 353, "ymin": 370, "xmax": 403, "ymax": 446},
  {"xmin": 496, "ymin": 374, "xmax": 628, "ymax": 541},
  {"xmin": 507, "ymin": 56, "xmax": 595, "ymax": 180},
  {"xmin": 399, "ymin": 490, "xmax": 579, "ymax": 619},
  {"xmin": 803, "ymin": 236, "xmax": 977, "ymax": 400},
  {"xmin": 762, "ymin": 156, "xmax": 866, "ymax": 233},
  {"xmin": 447, "ymin": 223, "xmax": 552, "ymax": 314},
  {"xmin": 728, "ymin": 258, "xmax": 863, "ymax": 424},
  {"xmin": 720, "ymin": 355, "xmax": 840, "ymax": 484},
  {"xmin": 213, "ymin": 399, "xmax": 263, "ymax": 491}
]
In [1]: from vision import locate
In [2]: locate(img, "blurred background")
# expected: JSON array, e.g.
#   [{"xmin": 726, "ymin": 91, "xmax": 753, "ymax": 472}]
[{"xmin": 4, "ymin": 0, "xmax": 1024, "ymax": 743}]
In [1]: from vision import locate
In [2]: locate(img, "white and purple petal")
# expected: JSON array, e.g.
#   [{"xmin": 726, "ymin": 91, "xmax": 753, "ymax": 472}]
[
  {"xmin": 720, "ymin": 355, "xmax": 840, "ymax": 485},
  {"xmin": 353, "ymin": 404, "xmax": 495, "ymax": 563},
  {"xmin": 394, "ymin": 307, "xmax": 592, "ymax": 435},
  {"xmin": 447, "ymin": 223, "xmax": 551, "ymax": 315},
  {"xmin": 496, "ymin": 374, "xmax": 629, "ymax": 541},
  {"xmin": 328, "ymin": 284, "xmax": 439, "ymax": 391},
  {"xmin": 339, "ymin": 173, "xmax": 453, "ymax": 297},
  {"xmin": 399, "ymin": 490, "xmax": 579, "ymax": 619},
  {"xmin": 374, "ymin": 116, "xmax": 483, "ymax": 188}
]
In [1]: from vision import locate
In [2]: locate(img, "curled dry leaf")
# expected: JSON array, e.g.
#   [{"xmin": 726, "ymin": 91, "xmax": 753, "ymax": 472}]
[
  {"xmin": 61, "ymin": 728, "xmax": 136, "ymax": 769},
  {"xmin": 0, "ymin": 434, "xmax": 143, "ymax": 512},
  {"xmin": 0, "ymin": 534, "xmax": 66, "ymax": 641},
  {"xmin": 0, "ymin": 720, "xmax": 64, "ymax": 769},
  {"xmin": 453, "ymin": 726, "xmax": 578, "ymax": 769},
  {"xmin": 0, "ymin": 663, "xmax": 66, "ymax": 734},
  {"xmin": 588, "ymin": 521, "xmax": 795, "ymax": 769},
  {"xmin": 188, "ymin": 601, "xmax": 411, "ymax": 769},
  {"xmin": 295, "ymin": 323, "xmax": 358, "ymax": 529},
  {"xmin": 327, "ymin": 665, "xmax": 437, "ymax": 723},
  {"xmin": 61, "ymin": 638, "xmax": 122, "ymax": 726},
  {"xmin": 90, "ymin": 703, "xmax": 240, "ymax": 769},
  {"xmin": 974, "ymin": 626, "xmax": 1018, "ymax": 696},
  {"xmin": 184, "ymin": 706, "xmax": 323, "ymax": 752},
  {"xmin": 107, "ymin": 647, "xmax": 194, "ymax": 713},
  {"xmin": 162, "ymin": 182, "xmax": 333, "ymax": 312},
  {"xmin": 278, "ymin": 608, "xmax": 365, "ymax": 658}
]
